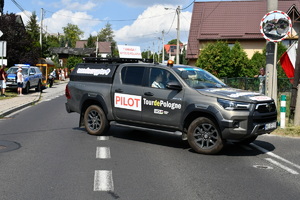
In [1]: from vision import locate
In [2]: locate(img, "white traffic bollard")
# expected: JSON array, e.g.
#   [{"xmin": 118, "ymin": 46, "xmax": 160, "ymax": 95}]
[{"xmin": 280, "ymin": 95, "xmax": 286, "ymax": 129}]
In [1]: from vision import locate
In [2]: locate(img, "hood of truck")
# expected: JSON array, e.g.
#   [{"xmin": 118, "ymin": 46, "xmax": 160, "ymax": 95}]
[{"xmin": 197, "ymin": 87, "xmax": 272, "ymax": 102}]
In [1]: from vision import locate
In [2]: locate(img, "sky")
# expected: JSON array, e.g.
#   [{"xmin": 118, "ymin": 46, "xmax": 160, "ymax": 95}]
[{"xmin": 3, "ymin": 0, "xmax": 196, "ymax": 52}]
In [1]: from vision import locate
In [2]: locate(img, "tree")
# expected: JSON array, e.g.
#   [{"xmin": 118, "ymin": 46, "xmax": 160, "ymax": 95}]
[
  {"xmin": 0, "ymin": 13, "xmax": 40, "ymax": 65},
  {"xmin": 66, "ymin": 56, "xmax": 82, "ymax": 71},
  {"xmin": 26, "ymin": 11, "xmax": 40, "ymax": 48},
  {"xmin": 86, "ymin": 34, "xmax": 96, "ymax": 48},
  {"xmin": 249, "ymin": 51, "xmax": 266, "ymax": 77},
  {"xmin": 97, "ymin": 23, "xmax": 116, "ymax": 57},
  {"xmin": 98, "ymin": 23, "xmax": 114, "ymax": 42},
  {"xmin": 229, "ymin": 42, "xmax": 250, "ymax": 77},
  {"xmin": 196, "ymin": 41, "xmax": 231, "ymax": 77},
  {"xmin": 168, "ymin": 39, "xmax": 182, "ymax": 45},
  {"xmin": 62, "ymin": 23, "xmax": 84, "ymax": 48}
]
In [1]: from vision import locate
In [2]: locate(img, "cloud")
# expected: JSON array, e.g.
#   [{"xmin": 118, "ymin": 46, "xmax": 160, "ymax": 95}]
[
  {"xmin": 60, "ymin": 0, "xmax": 97, "ymax": 11},
  {"xmin": 43, "ymin": 9, "xmax": 100, "ymax": 38},
  {"xmin": 114, "ymin": 4, "xmax": 192, "ymax": 50},
  {"xmin": 118, "ymin": 0, "xmax": 191, "ymax": 7}
]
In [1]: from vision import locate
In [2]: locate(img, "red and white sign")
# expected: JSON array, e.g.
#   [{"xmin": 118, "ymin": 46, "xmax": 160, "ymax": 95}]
[
  {"xmin": 114, "ymin": 93, "xmax": 142, "ymax": 111},
  {"xmin": 118, "ymin": 45, "xmax": 142, "ymax": 59}
]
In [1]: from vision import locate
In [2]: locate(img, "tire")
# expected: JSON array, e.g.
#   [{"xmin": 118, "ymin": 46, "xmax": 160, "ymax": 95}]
[
  {"xmin": 35, "ymin": 81, "xmax": 41, "ymax": 92},
  {"xmin": 49, "ymin": 80, "xmax": 53, "ymax": 88},
  {"xmin": 24, "ymin": 83, "xmax": 30, "ymax": 94},
  {"xmin": 187, "ymin": 117, "xmax": 224, "ymax": 154},
  {"xmin": 84, "ymin": 105, "xmax": 109, "ymax": 135},
  {"xmin": 238, "ymin": 136, "xmax": 257, "ymax": 144}
]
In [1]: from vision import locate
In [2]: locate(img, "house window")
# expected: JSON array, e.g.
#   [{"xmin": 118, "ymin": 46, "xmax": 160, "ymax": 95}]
[{"xmin": 228, "ymin": 43, "xmax": 234, "ymax": 49}]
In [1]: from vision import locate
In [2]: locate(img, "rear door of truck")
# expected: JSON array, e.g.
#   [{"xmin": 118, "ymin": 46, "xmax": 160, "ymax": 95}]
[{"xmin": 111, "ymin": 64, "xmax": 146, "ymax": 122}]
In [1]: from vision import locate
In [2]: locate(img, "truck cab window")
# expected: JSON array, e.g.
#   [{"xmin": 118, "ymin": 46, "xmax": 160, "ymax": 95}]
[{"xmin": 121, "ymin": 66, "xmax": 145, "ymax": 86}]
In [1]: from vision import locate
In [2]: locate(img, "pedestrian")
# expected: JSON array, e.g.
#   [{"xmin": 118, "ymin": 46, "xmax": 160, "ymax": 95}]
[
  {"xmin": 0, "ymin": 64, "xmax": 7, "ymax": 97},
  {"xmin": 254, "ymin": 68, "xmax": 265, "ymax": 94},
  {"xmin": 17, "ymin": 68, "xmax": 24, "ymax": 95}
]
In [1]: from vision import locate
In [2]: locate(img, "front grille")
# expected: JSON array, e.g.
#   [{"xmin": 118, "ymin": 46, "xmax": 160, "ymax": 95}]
[{"xmin": 255, "ymin": 102, "xmax": 276, "ymax": 113}]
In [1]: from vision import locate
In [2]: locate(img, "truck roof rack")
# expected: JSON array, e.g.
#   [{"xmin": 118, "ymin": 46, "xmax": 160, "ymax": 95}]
[{"xmin": 83, "ymin": 57, "xmax": 154, "ymax": 64}]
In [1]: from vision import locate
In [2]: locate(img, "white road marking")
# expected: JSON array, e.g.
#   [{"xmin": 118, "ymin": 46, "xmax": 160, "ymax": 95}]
[
  {"xmin": 97, "ymin": 136, "xmax": 109, "ymax": 140},
  {"xmin": 94, "ymin": 170, "xmax": 114, "ymax": 191},
  {"xmin": 250, "ymin": 143, "xmax": 300, "ymax": 170},
  {"xmin": 265, "ymin": 158, "xmax": 299, "ymax": 175},
  {"xmin": 96, "ymin": 147, "xmax": 111, "ymax": 159}
]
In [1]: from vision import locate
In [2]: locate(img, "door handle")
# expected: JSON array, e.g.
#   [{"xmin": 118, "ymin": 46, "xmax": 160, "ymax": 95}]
[
  {"xmin": 115, "ymin": 89, "xmax": 123, "ymax": 93},
  {"xmin": 144, "ymin": 92, "xmax": 154, "ymax": 96}
]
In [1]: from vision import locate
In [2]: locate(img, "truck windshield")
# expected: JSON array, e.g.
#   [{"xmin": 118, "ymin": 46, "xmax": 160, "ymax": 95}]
[{"xmin": 174, "ymin": 67, "xmax": 227, "ymax": 89}]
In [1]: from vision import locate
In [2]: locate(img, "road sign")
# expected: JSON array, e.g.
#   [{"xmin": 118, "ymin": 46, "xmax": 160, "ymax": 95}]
[
  {"xmin": 0, "ymin": 41, "xmax": 7, "ymax": 57},
  {"xmin": 0, "ymin": 30, "xmax": 3, "ymax": 38},
  {"xmin": 260, "ymin": 10, "xmax": 292, "ymax": 42}
]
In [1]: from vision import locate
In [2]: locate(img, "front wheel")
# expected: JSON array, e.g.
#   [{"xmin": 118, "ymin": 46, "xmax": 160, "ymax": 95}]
[
  {"xmin": 187, "ymin": 117, "xmax": 224, "ymax": 154},
  {"xmin": 84, "ymin": 105, "xmax": 109, "ymax": 135}
]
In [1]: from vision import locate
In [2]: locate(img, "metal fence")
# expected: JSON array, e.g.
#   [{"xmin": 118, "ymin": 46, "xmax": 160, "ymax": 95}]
[{"xmin": 221, "ymin": 77, "xmax": 293, "ymax": 93}]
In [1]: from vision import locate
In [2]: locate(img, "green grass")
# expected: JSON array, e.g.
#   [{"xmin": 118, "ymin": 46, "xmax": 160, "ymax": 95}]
[
  {"xmin": 272, "ymin": 124, "xmax": 300, "ymax": 137},
  {"xmin": 0, "ymin": 91, "xmax": 18, "ymax": 100}
]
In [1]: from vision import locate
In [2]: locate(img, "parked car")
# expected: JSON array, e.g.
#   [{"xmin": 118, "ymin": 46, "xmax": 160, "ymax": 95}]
[{"xmin": 6, "ymin": 64, "xmax": 45, "ymax": 94}]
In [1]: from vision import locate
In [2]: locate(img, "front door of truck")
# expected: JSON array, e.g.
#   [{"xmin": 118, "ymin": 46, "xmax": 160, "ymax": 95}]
[{"xmin": 142, "ymin": 67, "xmax": 184, "ymax": 128}]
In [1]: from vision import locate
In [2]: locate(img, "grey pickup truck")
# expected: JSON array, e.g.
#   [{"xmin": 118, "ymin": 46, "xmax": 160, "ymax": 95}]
[{"xmin": 65, "ymin": 58, "xmax": 277, "ymax": 154}]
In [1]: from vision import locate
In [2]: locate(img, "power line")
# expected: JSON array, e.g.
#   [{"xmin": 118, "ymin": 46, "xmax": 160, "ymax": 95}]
[
  {"xmin": 10, "ymin": 0, "xmax": 30, "ymax": 19},
  {"xmin": 181, "ymin": 0, "xmax": 195, "ymax": 11}
]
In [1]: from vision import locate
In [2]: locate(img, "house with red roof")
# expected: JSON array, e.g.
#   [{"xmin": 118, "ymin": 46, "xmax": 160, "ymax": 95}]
[{"xmin": 186, "ymin": 0, "xmax": 300, "ymax": 65}]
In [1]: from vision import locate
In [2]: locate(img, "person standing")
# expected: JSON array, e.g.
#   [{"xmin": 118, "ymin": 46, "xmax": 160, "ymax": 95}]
[
  {"xmin": 0, "ymin": 64, "xmax": 7, "ymax": 97},
  {"xmin": 254, "ymin": 68, "xmax": 265, "ymax": 94},
  {"xmin": 17, "ymin": 68, "xmax": 24, "ymax": 95}
]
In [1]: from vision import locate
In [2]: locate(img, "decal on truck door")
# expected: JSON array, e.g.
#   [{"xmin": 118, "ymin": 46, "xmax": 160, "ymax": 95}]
[{"xmin": 114, "ymin": 93, "xmax": 142, "ymax": 111}]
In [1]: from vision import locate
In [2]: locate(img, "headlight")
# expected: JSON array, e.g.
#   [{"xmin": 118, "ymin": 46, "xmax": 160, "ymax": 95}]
[{"xmin": 217, "ymin": 98, "xmax": 250, "ymax": 110}]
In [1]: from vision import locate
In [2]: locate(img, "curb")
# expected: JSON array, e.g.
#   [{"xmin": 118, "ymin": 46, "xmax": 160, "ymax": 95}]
[{"xmin": 0, "ymin": 92, "xmax": 41, "ymax": 117}]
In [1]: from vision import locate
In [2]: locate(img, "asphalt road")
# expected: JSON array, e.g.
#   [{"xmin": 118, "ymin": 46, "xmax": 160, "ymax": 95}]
[{"xmin": 0, "ymin": 85, "xmax": 300, "ymax": 200}]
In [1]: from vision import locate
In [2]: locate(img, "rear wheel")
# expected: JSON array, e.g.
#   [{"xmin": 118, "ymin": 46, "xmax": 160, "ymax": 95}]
[
  {"xmin": 35, "ymin": 81, "xmax": 41, "ymax": 92},
  {"xmin": 84, "ymin": 105, "xmax": 109, "ymax": 135},
  {"xmin": 24, "ymin": 83, "xmax": 30, "ymax": 94},
  {"xmin": 187, "ymin": 117, "xmax": 223, "ymax": 154}
]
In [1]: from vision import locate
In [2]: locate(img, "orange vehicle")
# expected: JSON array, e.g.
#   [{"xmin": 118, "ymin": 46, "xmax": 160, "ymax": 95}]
[{"xmin": 36, "ymin": 58, "xmax": 56, "ymax": 88}]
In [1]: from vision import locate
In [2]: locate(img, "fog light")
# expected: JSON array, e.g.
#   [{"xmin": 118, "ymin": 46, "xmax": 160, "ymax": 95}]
[{"xmin": 233, "ymin": 121, "xmax": 240, "ymax": 128}]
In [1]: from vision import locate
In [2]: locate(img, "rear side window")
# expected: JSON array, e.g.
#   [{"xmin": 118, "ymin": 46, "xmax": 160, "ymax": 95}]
[
  {"xmin": 30, "ymin": 68, "xmax": 36, "ymax": 74},
  {"xmin": 121, "ymin": 66, "xmax": 145, "ymax": 86}
]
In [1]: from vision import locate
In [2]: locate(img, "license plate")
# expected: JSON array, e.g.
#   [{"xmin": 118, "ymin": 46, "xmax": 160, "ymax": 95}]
[{"xmin": 265, "ymin": 122, "xmax": 277, "ymax": 130}]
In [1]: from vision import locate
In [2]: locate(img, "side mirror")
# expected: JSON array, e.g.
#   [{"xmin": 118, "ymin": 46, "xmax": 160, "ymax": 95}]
[{"xmin": 166, "ymin": 81, "xmax": 182, "ymax": 90}]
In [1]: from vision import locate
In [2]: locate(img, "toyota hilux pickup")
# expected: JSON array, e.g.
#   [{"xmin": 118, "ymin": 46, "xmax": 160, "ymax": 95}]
[{"xmin": 65, "ymin": 58, "xmax": 277, "ymax": 154}]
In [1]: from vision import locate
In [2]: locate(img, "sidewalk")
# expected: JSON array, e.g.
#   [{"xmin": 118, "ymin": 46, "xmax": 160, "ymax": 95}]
[
  {"xmin": 0, "ymin": 92, "xmax": 41, "ymax": 117},
  {"xmin": 0, "ymin": 80, "xmax": 68, "ymax": 117}
]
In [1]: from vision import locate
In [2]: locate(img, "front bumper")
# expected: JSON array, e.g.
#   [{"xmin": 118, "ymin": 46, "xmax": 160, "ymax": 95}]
[{"xmin": 219, "ymin": 102, "xmax": 277, "ymax": 140}]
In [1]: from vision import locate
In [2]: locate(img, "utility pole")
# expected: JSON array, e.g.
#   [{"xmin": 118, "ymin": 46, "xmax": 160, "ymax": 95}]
[
  {"xmin": 176, "ymin": 6, "xmax": 180, "ymax": 65},
  {"xmin": 40, "ymin": 8, "xmax": 44, "ymax": 54},
  {"xmin": 162, "ymin": 30, "xmax": 165, "ymax": 64},
  {"xmin": 265, "ymin": 0, "xmax": 278, "ymax": 105},
  {"xmin": 290, "ymin": 36, "xmax": 300, "ymax": 124},
  {"xmin": 96, "ymin": 36, "xmax": 98, "ymax": 58}
]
